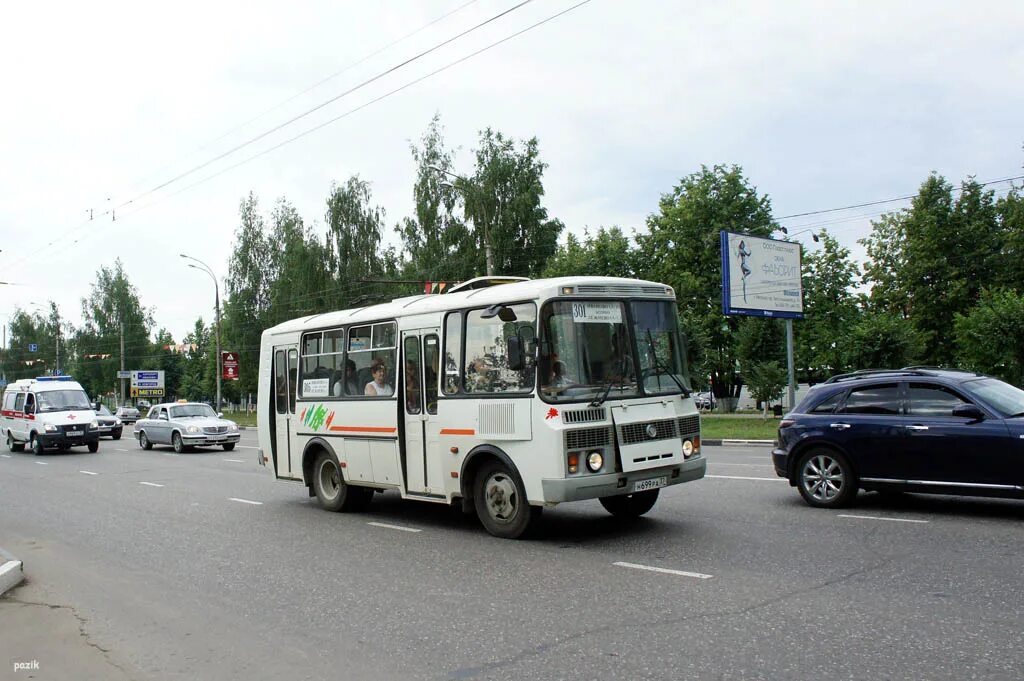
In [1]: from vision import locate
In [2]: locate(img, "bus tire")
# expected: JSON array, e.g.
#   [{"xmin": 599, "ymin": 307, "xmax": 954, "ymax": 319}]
[
  {"xmin": 8, "ymin": 432, "xmax": 24, "ymax": 453},
  {"xmin": 599, "ymin": 489, "xmax": 660, "ymax": 518},
  {"xmin": 312, "ymin": 450, "xmax": 372, "ymax": 512},
  {"xmin": 473, "ymin": 460, "xmax": 541, "ymax": 539}
]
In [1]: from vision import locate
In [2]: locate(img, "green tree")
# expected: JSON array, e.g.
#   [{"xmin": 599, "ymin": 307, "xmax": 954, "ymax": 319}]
[
  {"xmin": 542, "ymin": 227, "xmax": 640, "ymax": 278},
  {"xmin": 468, "ymin": 127, "xmax": 563, "ymax": 277},
  {"xmin": 5, "ymin": 309, "xmax": 53, "ymax": 382},
  {"xmin": 745, "ymin": 361, "xmax": 787, "ymax": 418},
  {"xmin": 993, "ymin": 186, "xmax": 1024, "ymax": 290},
  {"xmin": 223, "ymin": 193, "xmax": 271, "ymax": 400},
  {"xmin": 638, "ymin": 165, "xmax": 776, "ymax": 409},
  {"xmin": 324, "ymin": 177, "xmax": 397, "ymax": 307},
  {"xmin": 74, "ymin": 260, "xmax": 153, "ymax": 400},
  {"xmin": 844, "ymin": 311, "xmax": 925, "ymax": 371},
  {"xmin": 397, "ymin": 114, "xmax": 477, "ymax": 283},
  {"xmin": 954, "ymin": 288, "xmax": 1024, "ymax": 386},
  {"xmin": 797, "ymin": 231, "xmax": 861, "ymax": 378},
  {"xmin": 179, "ymin": 318, "xmax": 213, "ymax": 401},
  {"xmin": 151, "ymin": 329, "xmax": 186, "ymax": 400}
]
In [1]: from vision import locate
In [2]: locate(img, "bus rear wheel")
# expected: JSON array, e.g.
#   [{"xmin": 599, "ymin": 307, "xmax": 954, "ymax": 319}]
[
  {"xmin": 599, "ymin": 490, "xmax": 660, "ymax": 518},
  {"xmin": 313, "ymin": 451, "xmax": 372, "ymax": 512},
  {"xmin": 473, "ymin": 460, "xmax": 541, "ymax": 539}
]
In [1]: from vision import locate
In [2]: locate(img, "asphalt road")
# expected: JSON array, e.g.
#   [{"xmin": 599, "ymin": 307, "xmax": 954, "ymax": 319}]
[{"xmin": 1, "ymin": 432, "xmax": 1023, "ymax": 681}]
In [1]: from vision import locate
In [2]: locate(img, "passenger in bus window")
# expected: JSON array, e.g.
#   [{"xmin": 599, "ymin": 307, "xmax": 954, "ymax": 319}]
[
  {"xmin": 405, "ymin": 362, "xmax": 421, "ymax": 413},
  {"xmin": 333, "ymin": 359, "xmax": 359, "ymax": 396},
  {"xmin": 365, "ymin": 358, "xmax": 393, "ymax": 396}
]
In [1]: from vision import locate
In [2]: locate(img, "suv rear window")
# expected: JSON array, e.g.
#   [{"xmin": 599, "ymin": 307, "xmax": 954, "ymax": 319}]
[{"xmin": 838, "ymin": 383, "xmax": 901, "ymax": 415}]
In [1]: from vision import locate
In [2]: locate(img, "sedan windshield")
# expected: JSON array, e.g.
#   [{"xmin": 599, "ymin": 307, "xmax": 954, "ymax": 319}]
[
  {"xmin": 37, "ymin": 390, "xmax": 92, "ymax": 412},
  {"xmin": 170, "ymin": 404, "xmax": 217, "ymax": 419},
  {"xmin": 539, "ymin": 301, "xmax": 638, "ymax": 403},
  {"xmin": 963, "ymin": 377, "xmax": 1024, "ymax": 417}
]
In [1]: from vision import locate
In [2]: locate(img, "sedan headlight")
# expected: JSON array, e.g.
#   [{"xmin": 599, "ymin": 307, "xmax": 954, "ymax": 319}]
[
  {"xmin": 229, "ymin": 423, "xmax": 238, "ymax": 432},
  {"xmin": 114, "ymin": 418, "xmax": 122, "ymax": 426},
  {"xmin": 44, "ymin": 423, "xmax": 58, "ymax": 433},
  {"xmin": 186, "ymin": 425, "xmax": 200, "ymax": 434}
]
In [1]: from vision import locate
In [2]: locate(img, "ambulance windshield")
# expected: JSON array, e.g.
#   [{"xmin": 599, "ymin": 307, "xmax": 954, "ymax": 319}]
[{"xmin": 37, "ymin": 390, "xmax": 92, "ymax": 412}]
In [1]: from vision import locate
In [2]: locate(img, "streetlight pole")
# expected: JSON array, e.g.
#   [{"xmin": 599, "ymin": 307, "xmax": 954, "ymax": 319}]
[
  {"xmin": 428, "ymin": 166, "xmax": 495, "ymax": 275},
  {"xmin": 180, "ymin": 254, "xmax": 222, "ymax": 412}
]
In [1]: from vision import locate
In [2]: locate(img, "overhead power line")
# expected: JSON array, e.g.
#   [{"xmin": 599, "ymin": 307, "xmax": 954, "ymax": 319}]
[{"xmin": 776, "ymin": 174, "xmax": 1024, "ymax": 221}]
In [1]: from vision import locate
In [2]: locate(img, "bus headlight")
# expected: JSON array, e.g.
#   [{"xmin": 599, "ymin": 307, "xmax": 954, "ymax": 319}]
[
  {"xmin": 682, "ymin": 439, "xmax": 694, "ymax": 458},
  {"xmin": 586, "ymin": 451, "xmax": 603, "ymax": 472}
]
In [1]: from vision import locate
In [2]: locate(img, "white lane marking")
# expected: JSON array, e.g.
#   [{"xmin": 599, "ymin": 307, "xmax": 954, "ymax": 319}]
[
  {"xmin": 139, "ymin": 481, "xmax": 164, "ymax": 487},
  {"xmin": 705, "ymin": 474, "xmax": 783, "ymax": 481},
  {"xmin": 35, "ymin": 461, "xmax": 49, "ymax": 465},
  {"xmin": 368, "ymin": 521, "xmax": 421, "ymax": 533},
  {"xmin": 228, "ymin": 497, "xmax": 263, "ymax": 505},
  {"xmin": 79, "ymin": 470, "xmax": 98, "ymax": 476},
  {"xmin": 614, "ymin": 561, "xmax": 713, "ymax": 580},
  {"xmin": 115, "ymin": 448, "xmax": 130, "ymax": 452},
  {"xmin": 223, "ymin": 459, "xmax": 244, "ymax": 463},
  {"xmin": 839, "ymin": 514, "xmax": 929, "ymax": 524},
  {"xmin": 235, "ymin": 445, "xmax": 259, "ymax": 450},
  {"xmin": 1, "ymin": 454, "xmax": 10, "ymax": 458}
]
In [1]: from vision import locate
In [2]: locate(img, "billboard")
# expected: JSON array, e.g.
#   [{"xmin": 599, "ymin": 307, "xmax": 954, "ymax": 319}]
[
  {"xmin": 222, "ymin": 352, "xmax": 239, "ymax": 381},
  {"xmin": 720, "ymin": 231, "xmax": 803, "ymax": 318}
]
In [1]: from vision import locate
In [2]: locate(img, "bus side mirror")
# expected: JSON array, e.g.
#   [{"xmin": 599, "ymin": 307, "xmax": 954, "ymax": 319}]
[{"xmin": 507, "ymin": 336, "xmax": 524, "ymax": 371}]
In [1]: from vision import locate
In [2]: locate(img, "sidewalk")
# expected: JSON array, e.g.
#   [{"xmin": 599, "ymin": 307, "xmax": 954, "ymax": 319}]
[{"xmin": 0, "ymin": 548, "xmax": 137, "ymax": 681}]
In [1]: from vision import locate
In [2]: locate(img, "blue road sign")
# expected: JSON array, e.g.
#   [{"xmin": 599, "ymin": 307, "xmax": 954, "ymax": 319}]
[{"xmin": 28, "ymin": 344, "xmax": 38, "ymax": 352}]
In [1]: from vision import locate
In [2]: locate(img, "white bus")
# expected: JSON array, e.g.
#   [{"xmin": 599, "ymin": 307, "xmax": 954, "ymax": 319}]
[{"xmin": 256, "ymin": 276, "xmax": 705, "ymax": 538}]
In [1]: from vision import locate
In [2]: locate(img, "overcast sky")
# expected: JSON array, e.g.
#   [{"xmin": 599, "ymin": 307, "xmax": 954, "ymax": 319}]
[{"xmin": 1, "ymin": 0, "xmax": 1022, "ymax": 344}]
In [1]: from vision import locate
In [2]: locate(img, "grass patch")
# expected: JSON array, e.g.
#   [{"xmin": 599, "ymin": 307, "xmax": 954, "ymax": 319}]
[
  {"xmin": 700, "ymin": 414, "xmax": 779, "ymax": 441},
  {"xmin": 222, "ymin": 411, "xmax": 257, "ymax": 428}
]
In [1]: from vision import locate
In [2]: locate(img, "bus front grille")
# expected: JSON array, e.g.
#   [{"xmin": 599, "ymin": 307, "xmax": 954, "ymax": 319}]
[
  {"xmin": 565, "ymin": 426, "xmax": 612, "ymax": 450},
  {"xmin": 619, "ymin": 419, "xmax": 679, "ymax": 445}
]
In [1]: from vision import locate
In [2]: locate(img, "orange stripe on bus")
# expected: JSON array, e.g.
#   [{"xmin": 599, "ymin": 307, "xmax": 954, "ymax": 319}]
[
  {"xmin": 327, "ymin": 425, "xmax": 398, "ymax": 433},
  {"xmin": 440, "ymin": 428, "xmax": 475, "ymax": 436}
]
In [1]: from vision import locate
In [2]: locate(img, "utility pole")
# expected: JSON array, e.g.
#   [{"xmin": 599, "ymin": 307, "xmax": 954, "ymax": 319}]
[
  {"xmin": 180, "ymin": 254, "xmax": 222, "ymax": 412},
  {"xmin": 54, "ymin": 307, "xmax": 60, "ymax": 375},
  {"xmin": 120, "ymin": 318, "xmax": 125, "ymax": 406}
]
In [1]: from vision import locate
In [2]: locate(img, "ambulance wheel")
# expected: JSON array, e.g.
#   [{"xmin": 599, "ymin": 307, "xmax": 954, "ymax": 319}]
[
  {"xmin": 7, "ymin": 432, "xmax": 24, "ymax": 453},
  {"xmin": 87, "ymin": 441, "xmax": 99, "ymax": 453},
  {"xmin": 30, "ymin": 433, "xmax": 44, "ymax": 456}
]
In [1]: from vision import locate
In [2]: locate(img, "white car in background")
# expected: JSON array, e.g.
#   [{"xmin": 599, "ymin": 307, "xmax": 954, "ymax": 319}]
[{"xmin": 133, "ymin": 402, "xmax": 241, "ymax": 453}]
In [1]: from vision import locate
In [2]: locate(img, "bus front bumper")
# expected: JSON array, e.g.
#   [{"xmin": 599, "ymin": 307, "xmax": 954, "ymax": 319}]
[{"xmin": 540, "ymin": 456, "xmax": 706, "ymax": 503}]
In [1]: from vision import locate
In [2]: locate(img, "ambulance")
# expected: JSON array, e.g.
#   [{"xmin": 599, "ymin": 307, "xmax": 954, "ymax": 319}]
[{"xmin": 1, "ymin": 376, "xmax": 100, "ymax": 454}]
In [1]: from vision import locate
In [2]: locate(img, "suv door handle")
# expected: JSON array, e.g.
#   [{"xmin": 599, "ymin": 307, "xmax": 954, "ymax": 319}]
[
  {"xmin": 905, "ymin": 425, "xmax": 929, "ymax": 431},
  {"xmin": 829, "ymin": 423, "xmax": 851, "ymax": 430}
]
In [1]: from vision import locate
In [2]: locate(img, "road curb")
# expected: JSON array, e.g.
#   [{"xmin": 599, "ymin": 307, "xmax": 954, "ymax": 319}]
[
  {"xmin": 0, "ymin": 546, "xmax": 25, "ymax": 596},
  {"xmin": 703, "ymin": 439, "xmax": 774, "ymax": 447}
]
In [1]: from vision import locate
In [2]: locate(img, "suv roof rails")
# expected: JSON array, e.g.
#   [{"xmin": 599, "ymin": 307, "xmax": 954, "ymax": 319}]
[
  {"xmin": 824, "ymin": 369, "xmax": 932, "ymax": 384},
  {"xmin": 899, "ymin": 365, "xmax": 978, "ymax": 374}
]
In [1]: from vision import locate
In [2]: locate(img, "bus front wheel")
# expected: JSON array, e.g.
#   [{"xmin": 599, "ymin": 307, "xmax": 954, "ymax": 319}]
[
  {"xmin": 473, "ymin": 460, "xmax": 541, "ymax": 539},
  {"xmin": 313, "ymin": 451, "xmax": 372, "ymax": 512}
]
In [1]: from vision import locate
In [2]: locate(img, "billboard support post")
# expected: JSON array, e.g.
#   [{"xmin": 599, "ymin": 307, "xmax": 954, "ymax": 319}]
[{"xmin": 786, "ymin": 319, "xmax": 796, "ymax": 410}]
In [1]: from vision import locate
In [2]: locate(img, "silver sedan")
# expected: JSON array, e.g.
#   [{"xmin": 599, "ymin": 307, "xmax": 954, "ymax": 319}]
[{"xmin": 133, "ymin": 402, "xmax": 241, "ymax": 453}]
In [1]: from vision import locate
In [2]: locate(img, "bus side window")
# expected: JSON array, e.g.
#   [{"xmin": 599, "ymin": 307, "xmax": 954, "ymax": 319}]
[
  {"xmin": 443, "ymin": 312, "xmax": 461, "ymax": 395},
  {"xmin": 274, "ymin": 350, "xmax": 287, "ymax": 414},
  {"xmin": 424, "ymin": 334, "xmax": 439, "ymax": 414}
]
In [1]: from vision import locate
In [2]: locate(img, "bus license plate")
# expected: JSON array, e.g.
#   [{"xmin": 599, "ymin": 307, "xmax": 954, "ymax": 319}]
[
  {"xmin": 66, "ymin": 430, "xmax": 83, "ymax": 437},
  {"xmin": 633, "ymin": 477, "xmax": 667, "ymax": 492}
]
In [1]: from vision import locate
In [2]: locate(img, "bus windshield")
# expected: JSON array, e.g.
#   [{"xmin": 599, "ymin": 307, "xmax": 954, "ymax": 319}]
[
  {"xmin": 540, "ymin": 299, "xmax": 690, "ymax": 402},
  {"xmin": 540, "ymin": 301, "xmax": 639, "ymax": 403},
  {"xmin": 631, "ymin": 300, "xmax": 691, "ymax": 396}
]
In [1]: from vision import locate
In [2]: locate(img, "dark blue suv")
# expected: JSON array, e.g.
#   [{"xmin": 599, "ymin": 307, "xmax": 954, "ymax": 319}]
[{"xmin": 772, "ymin": 368, "xmax": 1024, "ymax": 508}]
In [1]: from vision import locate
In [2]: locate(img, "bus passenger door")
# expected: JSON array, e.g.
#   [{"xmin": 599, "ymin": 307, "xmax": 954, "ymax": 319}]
[
  {"xmin": 273, "ymin": 346, "xmax": 298, "ymax": 478},
  {"xmin": 402, "ymin": 330, "xmax": 442, "ymax": 495}
]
